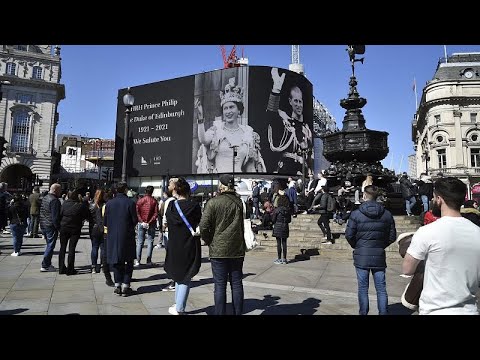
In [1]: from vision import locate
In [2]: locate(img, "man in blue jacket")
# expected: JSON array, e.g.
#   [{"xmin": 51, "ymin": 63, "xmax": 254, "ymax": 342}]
[{"xmin": 345, "ymin": 185, "xmax": 396, "ymax": 315}]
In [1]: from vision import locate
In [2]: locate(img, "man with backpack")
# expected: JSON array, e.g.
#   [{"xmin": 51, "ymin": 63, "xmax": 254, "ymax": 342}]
[{"xmin": 313, "ymin": 186, "xmax": 336, "ymax": 244}]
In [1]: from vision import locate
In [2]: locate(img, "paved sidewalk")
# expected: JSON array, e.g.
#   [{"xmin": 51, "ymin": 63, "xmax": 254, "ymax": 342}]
[{"xmin": 0, "ymin": 229, "xmax": 418, "ymax": 315}]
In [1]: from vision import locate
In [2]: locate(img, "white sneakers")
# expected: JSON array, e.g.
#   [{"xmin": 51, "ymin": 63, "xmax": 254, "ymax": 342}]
[
  {"xmin": 168, "ymin": 304, "xmax": 185, "ymax": 315},
  {"xmin": 11, "ymin": 252, "xmax": 20, "ymax": 256},
  {"xmin": 134, "ymin": 260, "xmax": 140, "ymax": 267},
  {"xmin": 40, "ymin": 265, "xmax": 56, "ymax": 272}
]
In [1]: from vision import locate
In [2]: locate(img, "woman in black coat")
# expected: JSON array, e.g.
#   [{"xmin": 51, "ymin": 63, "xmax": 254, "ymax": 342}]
[
  {"xmin": 164, "ymin": 177, "xmax": 202, "ymax": 315},
  {"xmin": 271, "ymin": 194, "xmax": 292, "ymax": 265},
  {"xmin": 59, "ymin": 189, "xmax": 89, "ymax": 275}
]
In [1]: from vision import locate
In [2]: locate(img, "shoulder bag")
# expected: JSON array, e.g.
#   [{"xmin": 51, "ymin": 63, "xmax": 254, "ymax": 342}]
[{"xmin": 241, "ymin": 199, "xmax": 258, "ymax": 251}]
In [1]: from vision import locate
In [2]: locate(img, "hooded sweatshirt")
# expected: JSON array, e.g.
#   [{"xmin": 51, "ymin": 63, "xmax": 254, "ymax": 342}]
[{"xmin": 345, "ymin": 200, "xmax": 397, "ymax": 269}]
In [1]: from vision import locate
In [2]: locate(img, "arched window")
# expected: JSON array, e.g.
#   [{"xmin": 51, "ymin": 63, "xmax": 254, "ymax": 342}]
[
  {"xmin": 6, "ymin": 62, "xmax": 16, "ymax": 75},
  {"xmin": 32, "ymin": 66, "xmax": 42, "ymax": 80},
  {"xmin": 12, "ymin": 110, "xmax": 30, "ymax": 153}
]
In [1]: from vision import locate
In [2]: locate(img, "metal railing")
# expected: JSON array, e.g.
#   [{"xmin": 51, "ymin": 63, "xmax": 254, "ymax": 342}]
[
  {"xmin": 7, "ymin": 145, "xmax": 37, "ymax": 155},
  {"xmin": 430, "ymin": 167, "xmax": 480, "ymax": 175},
  {"xmin": 85, "ymin": 150, "xmax": 114, "ymax": 158}
]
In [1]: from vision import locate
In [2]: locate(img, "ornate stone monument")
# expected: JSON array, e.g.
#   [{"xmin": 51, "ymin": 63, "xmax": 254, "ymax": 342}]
[{"xmin": 321, "ymin": 45, "xmax": 396, "ymax": 191}]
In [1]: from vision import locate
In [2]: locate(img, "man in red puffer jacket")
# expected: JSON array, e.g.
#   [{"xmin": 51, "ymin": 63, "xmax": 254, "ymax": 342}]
[{"xmin": 135, "ymin": 186, "xmax": 158, "ymax": 266}]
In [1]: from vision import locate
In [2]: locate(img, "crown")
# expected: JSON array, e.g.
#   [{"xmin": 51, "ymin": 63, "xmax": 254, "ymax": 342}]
[{"xmin": 220, "ymin": 77, "xmax": 244, "ymax": 107}]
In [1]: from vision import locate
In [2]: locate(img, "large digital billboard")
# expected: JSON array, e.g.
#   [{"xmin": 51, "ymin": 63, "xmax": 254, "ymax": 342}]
[{"xmin": 114, "ymin": 66, "xmax": 313, "ymax": 177}]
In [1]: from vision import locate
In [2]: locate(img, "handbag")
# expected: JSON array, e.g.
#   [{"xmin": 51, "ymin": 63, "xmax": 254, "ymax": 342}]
[{"xmin": 242, "ymin": 200, "xmax": 258, "ymax": 251}]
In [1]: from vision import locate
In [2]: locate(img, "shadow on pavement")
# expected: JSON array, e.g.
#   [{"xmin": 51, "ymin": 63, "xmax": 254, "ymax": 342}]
[
  {"xmin": 260, "ymin": 297, "xmax": 321, "ymax": 315},
  {"xmin": 131, "ymin": 273, "xmax": 168, "ymax": 283},
  {"xmin": 187, "ymin": 294, "xmax": 282, "ymax": 315},
  {"xmin": 292, "ymin": 248, "xmax": 320, "ymax": 262},
  {"xmin": 0, "ymin": 308, "xmax": 29, "ymax": 315}
]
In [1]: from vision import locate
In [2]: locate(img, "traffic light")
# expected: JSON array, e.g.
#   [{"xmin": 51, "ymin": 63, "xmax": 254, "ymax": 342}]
[{"xmin": 0, "ymin": 136, "xmax": 7, "ymax": 162}]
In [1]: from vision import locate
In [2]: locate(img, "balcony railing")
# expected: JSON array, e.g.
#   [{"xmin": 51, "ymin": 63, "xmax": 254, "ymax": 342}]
[
  {"xmin": 85, "ymin": 150, "xmax": 114, "ymax": 159},
  {"xmin": 430, "ymin": 167, "xmax": 480, "ymax": 175},
  {"xmin": 7, "ymin": 145, "xmax": 37, "ymax": 155}
]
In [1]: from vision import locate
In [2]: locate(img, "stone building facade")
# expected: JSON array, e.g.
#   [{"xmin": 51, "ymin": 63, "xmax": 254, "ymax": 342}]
[
  {"xmin": 0, "ymin": 45, "xmax": 65, "ymax": 192},
  {"xmin": 412, "ymin": 52, "xmax": 480, "ymax": 197}
]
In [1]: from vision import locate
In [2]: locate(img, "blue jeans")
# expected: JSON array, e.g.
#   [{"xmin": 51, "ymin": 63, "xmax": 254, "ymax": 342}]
[
  {"xmin": 420, "ymin": 195, "xmax": 429, "ymax": 212},
  {"xmin": 175, "ymin": 279, "xmax": 191, "ymax": 313},
  {"xmin": 136, "ymin": 223, "xmax": 155, "ymax": 262},
  {"xmin": 41, "ymin": 226, "xmax": 58, "ymax": 268},
  {"xmin": 355, "ymin": 267, "xmax": 388, "ymax": 315},
  {"xmin": 405, "ymin": 196, "xmax": 416, "ymax": 215},
  {"xmin": 91, "ymin": 233, "xmax": 104, "ymax": 266},
  {"xmin": 10, "ymin": 223, "xmax": 26, "ymax": 253},
  {"xmin": 210, "ymin": 257, "xmax": 244, "ymax": 315}
]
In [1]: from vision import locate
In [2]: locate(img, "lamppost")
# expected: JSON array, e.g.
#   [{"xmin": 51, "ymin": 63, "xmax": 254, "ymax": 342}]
[
  {"xmin": 423, "ymin": 150, "xmax": 430, "ymax": 175},
  {"xmin": 122, "ymin": 88, "xmax": 134, "ymax": 184},
  {"xmin": 231, "ymin": 145, "xmax": 238, "ymax": 186},
  {"xmin": 207, "ymin": 167, "xmax": 214, "ymax": 198},
  {"xmin": 298, "ymin": 147, "xmax": 310, "ymax": 193}
]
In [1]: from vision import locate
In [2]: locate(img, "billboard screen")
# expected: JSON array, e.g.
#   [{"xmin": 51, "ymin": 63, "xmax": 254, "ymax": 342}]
[
  {"xmin": 115, "ymin": 66, "xmax": 313, "ymax": 177},
  {"xmin": 248, "ymin": 66, "xmax": 313, "ymax": 176},
  {"xmin": 114, "ymin": 76, "xmax": 194, "ymax": 177}
]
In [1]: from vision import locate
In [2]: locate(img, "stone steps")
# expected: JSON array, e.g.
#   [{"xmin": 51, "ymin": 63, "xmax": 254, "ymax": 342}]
[{"xmin": 252, "ymin": 214, "xmax": 419, "ymax": 262}]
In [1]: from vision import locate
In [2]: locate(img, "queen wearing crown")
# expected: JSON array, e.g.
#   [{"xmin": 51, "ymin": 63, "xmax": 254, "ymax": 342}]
[{"xmin": 195, "ymin": 77, "xmax": 266, "ymax": 174}]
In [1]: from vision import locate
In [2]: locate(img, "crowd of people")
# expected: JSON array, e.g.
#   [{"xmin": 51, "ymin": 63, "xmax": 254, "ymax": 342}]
[{"xmin": 1, "ymin": 169, "xmax": 479, "ymax": 316}]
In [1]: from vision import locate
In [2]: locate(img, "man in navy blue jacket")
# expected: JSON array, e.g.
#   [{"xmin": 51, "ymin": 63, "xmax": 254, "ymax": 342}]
[{"xmin": 345, "ymin": 185, "xmax": 396, "ymax": 315}]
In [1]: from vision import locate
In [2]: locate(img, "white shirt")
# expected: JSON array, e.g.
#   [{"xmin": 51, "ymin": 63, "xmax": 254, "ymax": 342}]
[
  {"xmin": 407, "ymin": 216, "xmax": 480, "ymax": 315},
  {"xmin": 162, "ymin": 197, "xmax": 175, "ymax": 229},
  {"xmin": 313, "ymin": 177, "xmax": 327, "ymax": 194}
]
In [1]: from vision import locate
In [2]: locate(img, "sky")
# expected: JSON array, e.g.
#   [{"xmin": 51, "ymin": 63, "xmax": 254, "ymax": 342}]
[{"xmin": 57, "ymin": 45, "xmax": 480, "ymax": 173}]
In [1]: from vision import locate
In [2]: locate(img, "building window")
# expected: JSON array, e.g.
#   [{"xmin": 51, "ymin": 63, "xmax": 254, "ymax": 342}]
[
  {"xmin": 16, "ymin": 93, "xmax": 33, "ymax": 104},
  {"xmin": 434, "ymin": 115, "xmax": 441, "ymax": 124},
  {"xmin": 6, "ymin": 62, "xmax": 16, "ymax": 75},
  {"xmin": 16, "ymin": 45, "xmax": 28, "ymax": 51},
  {"xmin": 11, "ymin": 110, "xmax": 30, "ymax": 153},
  {"xmin": 437, "ymin": 149, "xmax": 447, "ymax": 169},
  {"xmin": 471, "ymin": 113, "xmax": 477, "ymax": 123},
  {"xmin": 472, "ymin": 134, "xmax": 479, "ymax": 142},
  {"xmin": 32, "ymin": 66, "xmax": 42, "ymax": 80},
  {"xmin": 472, "ymin": 149, "xmax": 480, "ymax": 168}
]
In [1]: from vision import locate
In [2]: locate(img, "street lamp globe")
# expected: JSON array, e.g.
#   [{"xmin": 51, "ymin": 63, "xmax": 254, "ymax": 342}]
[{"xmin": 123, "ymin": 88, "xmax": 135, "ymax": 108}]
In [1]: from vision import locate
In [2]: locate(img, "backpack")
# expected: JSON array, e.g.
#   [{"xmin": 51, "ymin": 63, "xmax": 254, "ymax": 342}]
[
  {"xmin": 326, "ymin": 194, "xmax": 336, "ymax": 213},
  {"xmin": 92, "ymin": 204, "xmax": 106, "ymax": 237}
]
